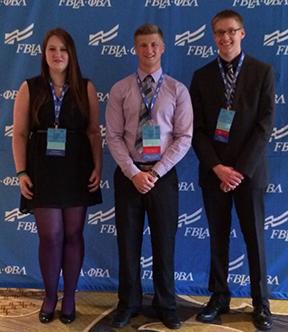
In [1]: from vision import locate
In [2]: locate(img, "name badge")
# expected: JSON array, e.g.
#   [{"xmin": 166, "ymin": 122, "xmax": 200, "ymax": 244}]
[
  {"xmin": 46, "ymin": 128, "xmax": 67, "ymax": 156},
  {"xmin": 142, "ymin": 122, "xmax": 161, "ymax": 161},
  {"xmin": 214, "ymin": 108, "xmax": 236, "ymax": 143}
]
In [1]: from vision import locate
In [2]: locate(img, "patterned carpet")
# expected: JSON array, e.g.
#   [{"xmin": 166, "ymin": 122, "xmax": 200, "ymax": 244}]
[
  {"xmin": 0, "ymin": 289, "xmax": 287, "ymax": 332},
  {"xmin": 90, "ymin": 294, "xmax": 288, "ymax": 332}
]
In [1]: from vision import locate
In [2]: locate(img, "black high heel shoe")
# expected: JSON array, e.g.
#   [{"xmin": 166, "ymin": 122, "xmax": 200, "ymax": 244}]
[
  {"xmin": 39, "ymin": 310, "xmax": 54, "ymax": 323},
  {"xmin": 38, "ymin": 298, "xmax": 57, "ymax": 323},
  {"xmin": 60, "ymin": 310, "xmax": 76, "ymax": 324}
]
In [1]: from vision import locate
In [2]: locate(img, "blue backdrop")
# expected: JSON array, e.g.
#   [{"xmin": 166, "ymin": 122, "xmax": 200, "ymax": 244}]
[{"xmin": 0, "ymin": 0, "xmax": 288, "ymax": 300}]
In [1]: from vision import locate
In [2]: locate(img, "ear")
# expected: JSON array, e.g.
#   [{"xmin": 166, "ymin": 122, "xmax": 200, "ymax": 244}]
[
  {"xmin": 134, "ymin": 43, "xmax": 139, "ymax": 57},
  {"xmin": 240, "ymin": 28, "xmax": 246, "ymax": 40},
  {"xmin": 161, "ymin": 42, "xmax": 165, "ymax": 54}
]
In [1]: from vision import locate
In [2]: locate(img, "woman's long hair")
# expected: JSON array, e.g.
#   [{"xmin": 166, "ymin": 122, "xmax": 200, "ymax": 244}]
[{"xmin": 31, "ymin": 28, "xmax": 89, "ymax": 126}]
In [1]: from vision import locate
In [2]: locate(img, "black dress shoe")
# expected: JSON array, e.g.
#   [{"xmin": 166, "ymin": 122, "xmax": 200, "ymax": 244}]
[
  {"xmin": 252, "ymin": 305, "xmax": 273, "ymax": 330},
  {"xmin": 111, "ymin": 309, "xmax": 138, "ymax": 328},
  {"xmin": 60, "ymin": 310, "xmax": 76, "ymax": 324},
  {"xmin": 196, "ymin": 295, "xmax": 230, "ymax": 323},
  {"xmin": 39, "ymin": 310, "xmax": 54, "ymax": 324},
  {"xmin": 158, "ymin": 310, "xmax": 181, "ymax": 330}
]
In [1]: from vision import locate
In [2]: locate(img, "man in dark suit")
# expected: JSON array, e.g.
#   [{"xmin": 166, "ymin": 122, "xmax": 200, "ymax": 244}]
[{"xmin": 190, "ymin": 9, "xmax": 274, "ymax": 331}]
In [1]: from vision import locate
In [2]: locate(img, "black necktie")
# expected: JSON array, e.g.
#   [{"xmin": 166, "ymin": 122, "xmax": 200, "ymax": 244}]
[
  {"xmin": 225, "ymin": 63, "xmax": 235, "ymax": 108},
  {"xmin": 135, "ymin": 75, "xmax": 154, "ymax": 150}
]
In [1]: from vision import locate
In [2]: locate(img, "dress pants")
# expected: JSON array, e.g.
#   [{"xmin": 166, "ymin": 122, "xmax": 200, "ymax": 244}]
[
  {"xmin": 114, "ymin": 166, "xmax": 179, "ymax": 311},
  {"xmin": 202, "ymin": 180, "xmax": 269, "ymax": 306}
]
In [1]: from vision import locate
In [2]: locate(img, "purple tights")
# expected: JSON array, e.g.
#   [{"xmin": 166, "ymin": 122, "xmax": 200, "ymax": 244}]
[{"xmin": 34, "ymin": 206, "xmax": 87, "ymax": 314}]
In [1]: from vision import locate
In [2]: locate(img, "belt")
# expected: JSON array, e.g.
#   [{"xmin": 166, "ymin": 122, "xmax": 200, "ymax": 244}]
[{"xmin": 134, "ymin": 161, "xmax": 157, "ymax": 171}]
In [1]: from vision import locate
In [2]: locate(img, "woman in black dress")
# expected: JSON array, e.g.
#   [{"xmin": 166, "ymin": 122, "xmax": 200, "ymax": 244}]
[{"xmin": 12, "ymin": 28, "xmax": 102, "ymax": 324}]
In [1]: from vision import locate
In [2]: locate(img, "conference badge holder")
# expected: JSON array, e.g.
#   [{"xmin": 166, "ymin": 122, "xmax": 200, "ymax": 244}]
[
  {"xmin": 214, "ymin": 108, "xmax": 235, "ymax": 143},
  {"xmin": 46, "ymin": 127, "xmax": 67, "ymax": 156},
  {"xmin": 142, "ymin": 121, "xmax": 161, "ymax": 161}
]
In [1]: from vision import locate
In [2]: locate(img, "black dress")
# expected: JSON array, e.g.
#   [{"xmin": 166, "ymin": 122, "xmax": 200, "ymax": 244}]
[{"xmin": 20, "ymin": 76, "xmax": 102, "ymax": 213}]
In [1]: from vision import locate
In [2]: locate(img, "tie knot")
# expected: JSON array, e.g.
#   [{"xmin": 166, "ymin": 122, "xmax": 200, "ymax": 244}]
[
  {"xmin": 143, "ymin": 75, "xmax": 154, "ymax": 96},
  {"xmin": 226, "ymin": 63, "xmax": 234, "ymax": 73},
  {"xmin": 144, "ymin": 75, "xmax": 153, "ymax": 84}
]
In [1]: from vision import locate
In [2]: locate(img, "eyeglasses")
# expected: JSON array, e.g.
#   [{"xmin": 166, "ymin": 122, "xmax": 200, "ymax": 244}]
[{"xmin": 214, "ymin": 28, "xmax": 242, "ymax": 38}]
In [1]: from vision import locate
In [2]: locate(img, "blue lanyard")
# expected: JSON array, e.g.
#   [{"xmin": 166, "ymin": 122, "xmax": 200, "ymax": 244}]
[
  {"xmin": 217, "ymin": 52, "xmax": 245, "ymax": 109},
  {"xmin": 136, "ymin": 73, "xmax": 164, "ymax": 115},
  {"xmin": 49, "ymin": 81, "xmax": 69, "ymax": 128}
]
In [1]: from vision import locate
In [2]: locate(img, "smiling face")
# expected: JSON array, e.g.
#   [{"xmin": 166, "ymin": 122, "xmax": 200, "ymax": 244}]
[
  {"xmin": 135, "ymin": 33, "xmax": 165, "ymax": 73},
  {"xmin": 45, "ymin": 35, "xmax": 69, "ymax": 75},
  {"xmin": 213, "ymin": 17, "xmax": 245, "ymax": 62}
]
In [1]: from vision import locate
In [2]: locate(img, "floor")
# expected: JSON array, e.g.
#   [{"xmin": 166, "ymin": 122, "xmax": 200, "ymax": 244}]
[{"xmin": 0, "ymin": 289, "xmax": 287, "ymax": 331}]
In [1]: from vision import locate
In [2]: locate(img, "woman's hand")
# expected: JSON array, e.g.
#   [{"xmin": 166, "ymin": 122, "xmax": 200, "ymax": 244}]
[
  {"xmin": 19, "ymin": 175, "xmax": 33, "ymax": 199},
  {"xmin": 88, "ymin": 168, "xmax": 101, "ymax": 192}
]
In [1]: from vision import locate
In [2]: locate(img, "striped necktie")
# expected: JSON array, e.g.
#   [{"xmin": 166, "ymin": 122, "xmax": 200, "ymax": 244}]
[
  {"xmin": 225, "ymin": 63, "xmax": 235, "ymax": 108},
  {"xmin": 135, "ymin": 75, "xmax": 154, "ymax": 150}
]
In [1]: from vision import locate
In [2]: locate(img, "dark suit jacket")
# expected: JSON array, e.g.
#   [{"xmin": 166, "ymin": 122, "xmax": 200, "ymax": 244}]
[{"xmin": 190, "ymin": 55, "xmax": 275, "ymax": 189}]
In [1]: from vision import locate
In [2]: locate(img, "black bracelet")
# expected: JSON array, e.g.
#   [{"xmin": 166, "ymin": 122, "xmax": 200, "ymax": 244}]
[
  {"xmin": 16, "ymin": 170, "xmax": 27, "ymax": 178},
  {"xmin": 150, "ymin": 169, "xmax": 160, "ymax": 179}
]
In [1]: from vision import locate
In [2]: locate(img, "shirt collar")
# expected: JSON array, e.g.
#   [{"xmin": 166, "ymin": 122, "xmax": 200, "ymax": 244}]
[
  {"xmin": 220, "ymin": 51, "xmax": 242, "ymax": 71},
  {"xmin": 137, "ymin": 67, "xmax": 163, "ymax": 83}
]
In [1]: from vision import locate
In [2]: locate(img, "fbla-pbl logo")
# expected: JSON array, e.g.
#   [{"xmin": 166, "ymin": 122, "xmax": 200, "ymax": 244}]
[
  {"xmin": 58, "ymin": 0, "xmax": 112, "ymax": 8},
  {"xmin": 179, "ymin": 208, "xmax": 238, "ymax": 239},
  {"xmin": 4, "ymin": 208, "xmax": 37, "ymax": 233},
  {"xmin": 0, "ymin": 176, "xmax": 19, "ymax": 186},
  {"xmin": 265, "ymin": 210, "xmax": 288, "ymax": 241},
  {"xmin": 141, "ymin": 256, "xmax": 193, "ymax": 281},
  {"xmin": 144, "ymin": 0, "xmax": 198, "ymax": 8},
  {"xmin": 264, "ymin": 28, "xmax": 288, "ymax": 55},
  {"xmin": 0, "ymin": 89, "xmax": 18, "ymax": 100},
  {"xmin": 88, "ymin": 207, "xmax": 115, "ymax": 225},
  {"xmin": 5, "ymin": 24, "xmax": 33, "ymax": 44},
  {"xmin": 178, "ymin": 208, "xmax": 203, "ymax": 228},
  {"xmin": 4, "ymin": 24, "xmax": 41, "ymax": 56},
  {"xmin": 5, "ymin": 208, "xmax": 28, "ymax": 222},
  {"xmin": 99, "ymin": 124, "xmax": 107, "ymax": 148},
  {"xmin": 269, "ymin": 124, "xmax": 288, "ymax": 151},
  {"xmin": 0, "ymin": 265, "xmax": 27, "ymax": 275},
  {"xmin": 175, "ymin": 25, "xmax": 216, "ymax": 58},
  {"xmin": 233, "ymin": 0, "xmax": 288, "ymax": 7},
  {"xmin": 80, "ymin": 267, "xmax": 110, "ymax": 278},
  {"xmin": 266, "ymin": 183, "xmax": 283, "ymax": 193},
  {"xmin": 4, "ymin": 125, "xmax": 13, "ymax": 137},
  {"xmin": 227, "ymin": 254, "xmax": 279, "ymax": 286},
  {"xmin": 88, "ymin": 207, "xmax": 117, "ymax": 236},
  {"xmin": 178, "ymin": 181, "xmax": 195, "ymax": 191},
  {"xmin": 89, "ymin": 25, "xmax": 134, "ymax": 58},
  {"xmin": 227, "ymin": 254, "xmax": 251, "ymax": 286},
  {"xmin": 0, "ymin": 0, "xmax": 27, "ymax": 6},
  {"xmin": 275, "ymin": 93, "xmax": 286, "ymax": 105},
  {"xmin": 97, "ymin": 91, "xmax": 109, "ymax": 103}
]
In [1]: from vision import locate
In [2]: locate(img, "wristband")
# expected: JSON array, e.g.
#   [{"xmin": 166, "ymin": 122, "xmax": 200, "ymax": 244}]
[
  {"xmin": 16, "ymin": 170, "xmax": 27, "ymax": 178},
  {"xmin": 150, "ymin": 169, "xmax": 160, "ymax": 179}
]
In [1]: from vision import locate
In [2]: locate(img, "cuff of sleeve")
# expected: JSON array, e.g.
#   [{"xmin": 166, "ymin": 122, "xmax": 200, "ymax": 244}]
[
  {"xmin": 125, "ymin": 164, "xmax": 141, "ymax": 180},
  {"xmin": 152, "ymin": 162, "xmax": 166, "ymax": 178}
]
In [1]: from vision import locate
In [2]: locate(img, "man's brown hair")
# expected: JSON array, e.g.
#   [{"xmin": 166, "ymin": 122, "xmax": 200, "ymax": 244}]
[{"xmin": 211, "ymin": 10, "xmax": 244, "ymax": 31}]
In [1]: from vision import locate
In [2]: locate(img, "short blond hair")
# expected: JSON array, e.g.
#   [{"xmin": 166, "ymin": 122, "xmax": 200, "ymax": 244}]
[{"xmin": 134, "ymin": 24, "xmax": 164, "ymax": 42}]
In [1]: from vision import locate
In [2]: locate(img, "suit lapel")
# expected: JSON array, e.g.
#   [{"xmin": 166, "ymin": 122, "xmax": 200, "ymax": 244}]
[{"xmin": 211, "ymin": 60, "xmax": 226, "ymax": 107}]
